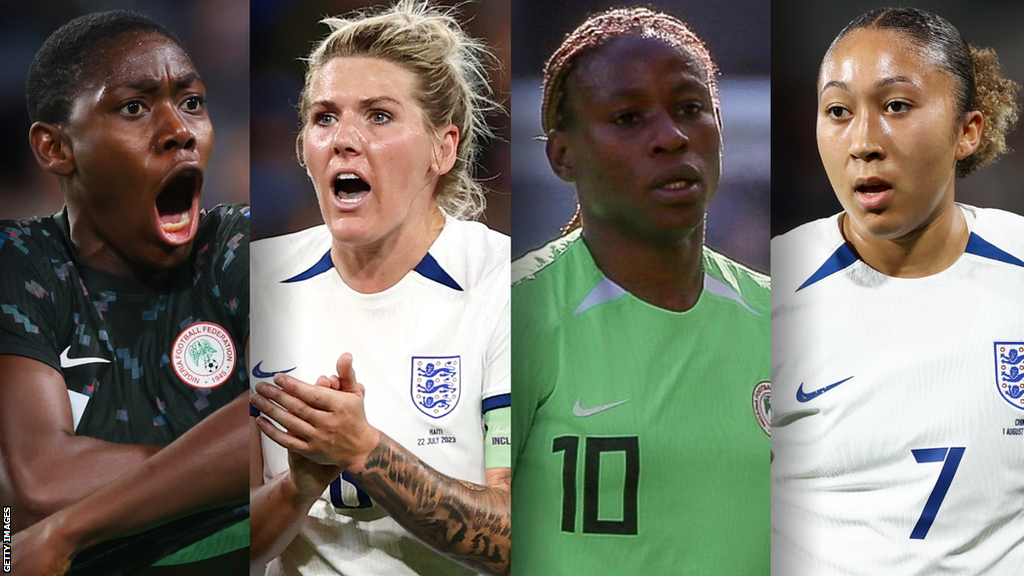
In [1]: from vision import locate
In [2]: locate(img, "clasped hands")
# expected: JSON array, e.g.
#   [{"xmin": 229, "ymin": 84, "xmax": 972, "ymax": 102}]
[{"xmin": 252, "ymin": 353, "xmax": 381, "ymax": 475}]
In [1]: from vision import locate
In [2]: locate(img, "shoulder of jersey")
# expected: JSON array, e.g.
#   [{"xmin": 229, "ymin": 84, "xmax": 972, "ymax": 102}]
[
  {"xmin": 430, "ymin": 218, "xmax": 509, "ymax": 292},
  {"xmin": 0, "ymin": 215, "xmax": 62, "ymax": 262},
  {"xmin": 251, "ymin": 224, "xmax": 332, "ymax": 285},
  {"xmin": 195, "ymin": 203, "xmax": 250, "ymax": 259},
  {"xmin": 702, "ymin": 245, "xmax": 770, "ymax": 317},
  {"xmin": 210, "ymin": 203, "xmax": 250, "ymax": 236},
  {"xmin": 201, "ymin": 203, "xmax": 249, "ymax": 224},
  {"xmin": 966, "ymin": 204, "xmax": 1024, "ymax": 264},
  {"xmin": 771, "ymin": 214, "xmax": 845, "ymax": 303},
  {"xmin": 511, "ymin": 230, "xmax": 581, "ymax": 286}
]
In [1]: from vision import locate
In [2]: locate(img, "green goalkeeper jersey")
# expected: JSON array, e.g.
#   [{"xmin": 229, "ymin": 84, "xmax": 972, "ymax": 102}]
[{"xmin": 512, "ymin": 231, "xmax": 770, "ymax": 574}]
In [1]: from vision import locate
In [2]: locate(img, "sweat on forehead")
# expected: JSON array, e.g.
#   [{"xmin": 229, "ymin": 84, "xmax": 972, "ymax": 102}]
[
  {"xmin": 541, "ymin": 7, "xmax": 718, "ymax": 133},
  {"xmin": 26, "ymin": 10, "xmax": 185, "ymax": 125}
]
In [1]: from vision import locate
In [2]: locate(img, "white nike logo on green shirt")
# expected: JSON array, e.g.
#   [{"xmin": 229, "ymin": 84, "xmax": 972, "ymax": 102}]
[{"xmin": 572, "ymin": 398, "xmax": 630, "ymax": 417}]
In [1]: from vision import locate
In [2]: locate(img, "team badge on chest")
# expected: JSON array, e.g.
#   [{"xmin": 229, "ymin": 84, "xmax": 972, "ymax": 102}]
[
  {"xmin": 411, "ymin": 356, "xmax": 461, "ymax": 419},
  {"xmin": 995, "ymin": 342, "xmax": 1024, "ymax": 410},
  {"xmin": 172, "ymin": 322, "xmax": 236, "ymax": 389}
]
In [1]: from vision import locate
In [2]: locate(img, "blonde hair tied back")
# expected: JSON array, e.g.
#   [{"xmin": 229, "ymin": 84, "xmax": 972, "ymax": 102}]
[{"xmin": 296, "ymin": 0, "xmax": 502, "ymax": 220}]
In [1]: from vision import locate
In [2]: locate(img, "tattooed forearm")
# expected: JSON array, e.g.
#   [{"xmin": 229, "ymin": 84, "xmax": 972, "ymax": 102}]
[{"xmin": 349, "ymin": 433, "xmax": 511, "ymax": 576}]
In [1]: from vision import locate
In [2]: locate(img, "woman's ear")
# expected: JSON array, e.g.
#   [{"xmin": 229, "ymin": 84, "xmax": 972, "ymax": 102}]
[
  {"xmin": 430, "ymin": 124, "xmax": 460, "ymax": 177},
  {"xmin": 29, "ymin": 122, "xmax": 74, "ymax": 176},
  {"xmin": 545, "ymin": 130, "xmax": 576, "ymax": 183},
  {"xmin": 954, "ymin": 110, "xmax": 983, "ymax": 160}
]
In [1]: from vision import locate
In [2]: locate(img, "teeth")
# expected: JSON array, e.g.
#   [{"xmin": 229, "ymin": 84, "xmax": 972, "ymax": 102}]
[
  {"xmin": 337, "ymin": 194, "xmax": 363, "ymax": 204},
  {"xmin": 333, "ymin": 172, "xmax": 370, "ymax": 198},
  {"xmin": 663, "ymin": 180, "xmax": 690, "ymax": 190},
  {"xmin": 162, "ymin": 211, "xmax": 191, "ymax": 233}
]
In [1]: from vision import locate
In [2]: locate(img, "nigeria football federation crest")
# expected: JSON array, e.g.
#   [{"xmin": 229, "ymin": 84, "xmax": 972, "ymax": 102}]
[
  {"xmin": 995, "ymin": 342, "xmax": 1024, "ymax": 411},
  {"xmin": 172, "ymin": 322, "xmax": 236, "ymax": 389},
  {"xmin": 411, "ymin": 356, "xmax": 461, "ymax": 418},
  {"xmin": 752, "ymin": 380, "xmax": 771, "ymax": 436}
]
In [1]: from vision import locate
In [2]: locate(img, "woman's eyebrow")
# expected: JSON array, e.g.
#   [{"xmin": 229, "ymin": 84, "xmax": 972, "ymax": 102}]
[
  {"xmin": 360, "ymin": 96, "xmax": 402, "ymax": 109},
  {"xmin": 820, "ymin": 75, "xmax": 916, "ymax": 96},
  {"xmin": 115, "ymin": 71, "xmax": 202, "ymax": 93},
  {"xmin": 820, "ymin": 79, "xmax": 849, "ymax": 96},
  {"xmin": 875, "ymin": 75, "xmax": 914, "ymax": 89}
]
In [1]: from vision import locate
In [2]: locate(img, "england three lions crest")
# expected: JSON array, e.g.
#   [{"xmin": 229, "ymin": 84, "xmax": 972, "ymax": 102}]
[
  {"xmin": 412, "ymin": 356, "xmax": 461, "ymax": 418},
  {"xmin": 995, "ymin": 342, "xmax": 1024, "ymax": 411}
]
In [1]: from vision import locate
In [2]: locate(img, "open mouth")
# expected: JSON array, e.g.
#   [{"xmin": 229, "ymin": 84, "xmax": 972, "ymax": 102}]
[
  {"xmin": 156, "ymin": 168, "xmax": 201, "ymax": 235},
  {"xmin": 857, "ymin": 184, "xmax": 892, "ymax": 195},
  {"xmin": 853, "ymin": 178, "xmax": 893, "ymax": 210},
  {"xmin": 334, "ymin": 173, "xmax": 371, "ymax": 201}
]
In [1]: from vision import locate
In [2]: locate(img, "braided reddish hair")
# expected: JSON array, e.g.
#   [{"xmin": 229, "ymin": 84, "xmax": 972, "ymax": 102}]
[{"xmin": 541, "ymin": 7, "xmax": 719, "ymax": 135}]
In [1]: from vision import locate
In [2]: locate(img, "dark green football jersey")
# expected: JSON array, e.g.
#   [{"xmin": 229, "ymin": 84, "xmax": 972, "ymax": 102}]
[
  {"xmin": 0, "ymin": 204, "xmax": 249, "ymax": 444},
  {"xmin": 512, "ymin": 231, "xmax": 770, "ymax": 574}
]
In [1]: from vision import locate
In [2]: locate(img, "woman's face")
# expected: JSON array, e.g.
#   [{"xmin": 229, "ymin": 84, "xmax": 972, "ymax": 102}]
[
  {"xmin": 817, "ymin": 28, "xmax": 976, "ymax": 242},
  {"xmin": 63, "ymin": 32, "xmax": 211, "ymax": 274},
  {"xmin": 550, "ymin": 34, "xmax": 722, "ymax": 246},
  {"xmin": 301, "ymin": 57, "xmax": 456, "ymax": 249}
]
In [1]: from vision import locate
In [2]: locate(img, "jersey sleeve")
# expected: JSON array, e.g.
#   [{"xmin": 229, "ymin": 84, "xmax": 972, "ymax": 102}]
[
  {"xmin": 482, "ymin": 289, "xmax": 510, "ymax": 469},
  {"xmin": 510, "ymin": 285, "xmax": 558, "ymax": 470},
  {"xmin": 480, "ymin": 240, "xmax": 510, "ymax": 405},
  {"xmin": 480, "ymin": 242, "xmax": 511, "ymax": 468},
  {"xmin": 0, "ymin": 220, "xmax": 63, "ymax": 372},
  {"xmin": 206, "ymin": 204, "xmax": 250, "ymax": 342}
]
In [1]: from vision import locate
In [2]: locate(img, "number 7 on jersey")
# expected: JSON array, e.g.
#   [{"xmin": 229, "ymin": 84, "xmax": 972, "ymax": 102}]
[{"xmin": 910, "ymin": 447, "xmax": 965, "ymax": 540}]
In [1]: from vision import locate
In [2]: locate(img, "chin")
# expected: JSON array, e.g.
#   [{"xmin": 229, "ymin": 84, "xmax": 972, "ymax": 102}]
[
  {"xmin": 148, "ymin": 242, "xmax": 195, "ymax": 271},
  {"xmin": 851, "ymin": 212, "xmax": 914, "ymax": 241},
  {"xmin": 326, "ymin": 218, "xmax": 376, "ymax": 247}
]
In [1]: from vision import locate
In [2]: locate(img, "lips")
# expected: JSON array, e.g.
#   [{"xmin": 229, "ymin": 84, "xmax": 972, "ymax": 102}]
[
  {"xmin": 853, "ymin": 177, "xmax": 893, "ymax": 210},
  {"xmin": 649, "ymin": 165, "xmax": 704, "ymax": 203},
  {"xmin": 155, "ymin": 165, "xmax": 202, "ymax": 245}
]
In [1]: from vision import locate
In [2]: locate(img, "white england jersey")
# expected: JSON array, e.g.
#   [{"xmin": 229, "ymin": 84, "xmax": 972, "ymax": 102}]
[
  {"xmin": 251, "ymin": 217, "xmax": 510, "ymax": 576},
  {"xmin": 771, "ymin": 205, "xmax": 1024, "ymax": 576}
]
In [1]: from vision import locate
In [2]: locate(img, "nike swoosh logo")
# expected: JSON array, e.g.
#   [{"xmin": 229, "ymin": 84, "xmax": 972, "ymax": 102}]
[
  {"xmin": 796, "ymin": 376, "xmax": 854, "ymax": 403},
  {"xmin": 59, "ymin": 346, "xmax": 111, "ymax": 369},
  {"xmin": 252, "ymin": 362, "xmax": 296, "ymax": 379},
  {"xmin": 573, "ymin": 398, "xmax": 630, "ymax": 417}
]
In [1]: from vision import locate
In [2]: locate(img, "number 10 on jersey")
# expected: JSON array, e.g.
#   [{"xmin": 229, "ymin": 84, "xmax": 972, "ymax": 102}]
[{"xmin": 553, "ymin": 435, "xmax": 640, "ymax": 535}]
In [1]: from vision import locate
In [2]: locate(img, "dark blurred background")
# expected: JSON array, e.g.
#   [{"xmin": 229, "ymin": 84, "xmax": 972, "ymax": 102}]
[
  {"xmin": 772, "ymin": 0, "xmax": 1024, "ymax": 238},
  {"xmin": 0, "ymin": 0, "xmax": 250, "ymax": 220},
  {"xmin": 512, "ymin": 0, "xmax": 770, "ymax": 273},
  {"xmin": 250, "ymin": 0, "xmax": 510, "ymax": 240}
]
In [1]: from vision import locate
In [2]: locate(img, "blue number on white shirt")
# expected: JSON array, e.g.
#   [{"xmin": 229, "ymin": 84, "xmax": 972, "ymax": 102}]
[
  {"xmin": 330, "ymin": 471, "xmax": 373, "ymax": 509},
  {"xmin": 910, "ymin": 447, "xmax": 965, "ymax": 539}
]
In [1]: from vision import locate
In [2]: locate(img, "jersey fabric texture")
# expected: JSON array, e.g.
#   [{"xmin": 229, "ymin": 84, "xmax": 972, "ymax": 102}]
[
  {"xmin": 0, "ymin": 204, "xmax": 250, "ymax": 560},
  {"xmin": 771, "ymin": 205, "xmax": 1024, "ymax": 576},
  {"xmin": 0, "ymin": 204, "xmax": 249, "ymax": 441},
  {"xmin": 512, "ymin": 230, "xmax": 771, "ymax": 575},
  {"xmin": 250, "ymin": 216, "xmax": 510, "ymax": 576}
]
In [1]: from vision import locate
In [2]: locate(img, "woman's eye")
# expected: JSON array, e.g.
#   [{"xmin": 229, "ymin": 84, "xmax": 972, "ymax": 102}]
[
  {"xmin": 121, "ymin": 101, "xmax": 144, "ymax": 115},
  {"xmin": 886, "ymin": 101, "xmax": 911, "ymax": 113},
  {"xmin": 612, "ymin": 112, "xmax": 640, "ymax": 126},
  {"xmin": 182, "ymin": 96, "xmax": 205, "ymax": 112},
  {"xmin": 369, "ymin": 111, "xmax": 392, "ymax": 124},
  {"xmin": 826, "ymin": 106, "xmax": 850, "ymax": 120},
  {"xmin": 678, "ymin": 102, "xmax": 704, "ymax": 116},
  {"xmin": 315, "ymin": 113, "xmax": 334, "ymax": 126}
]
